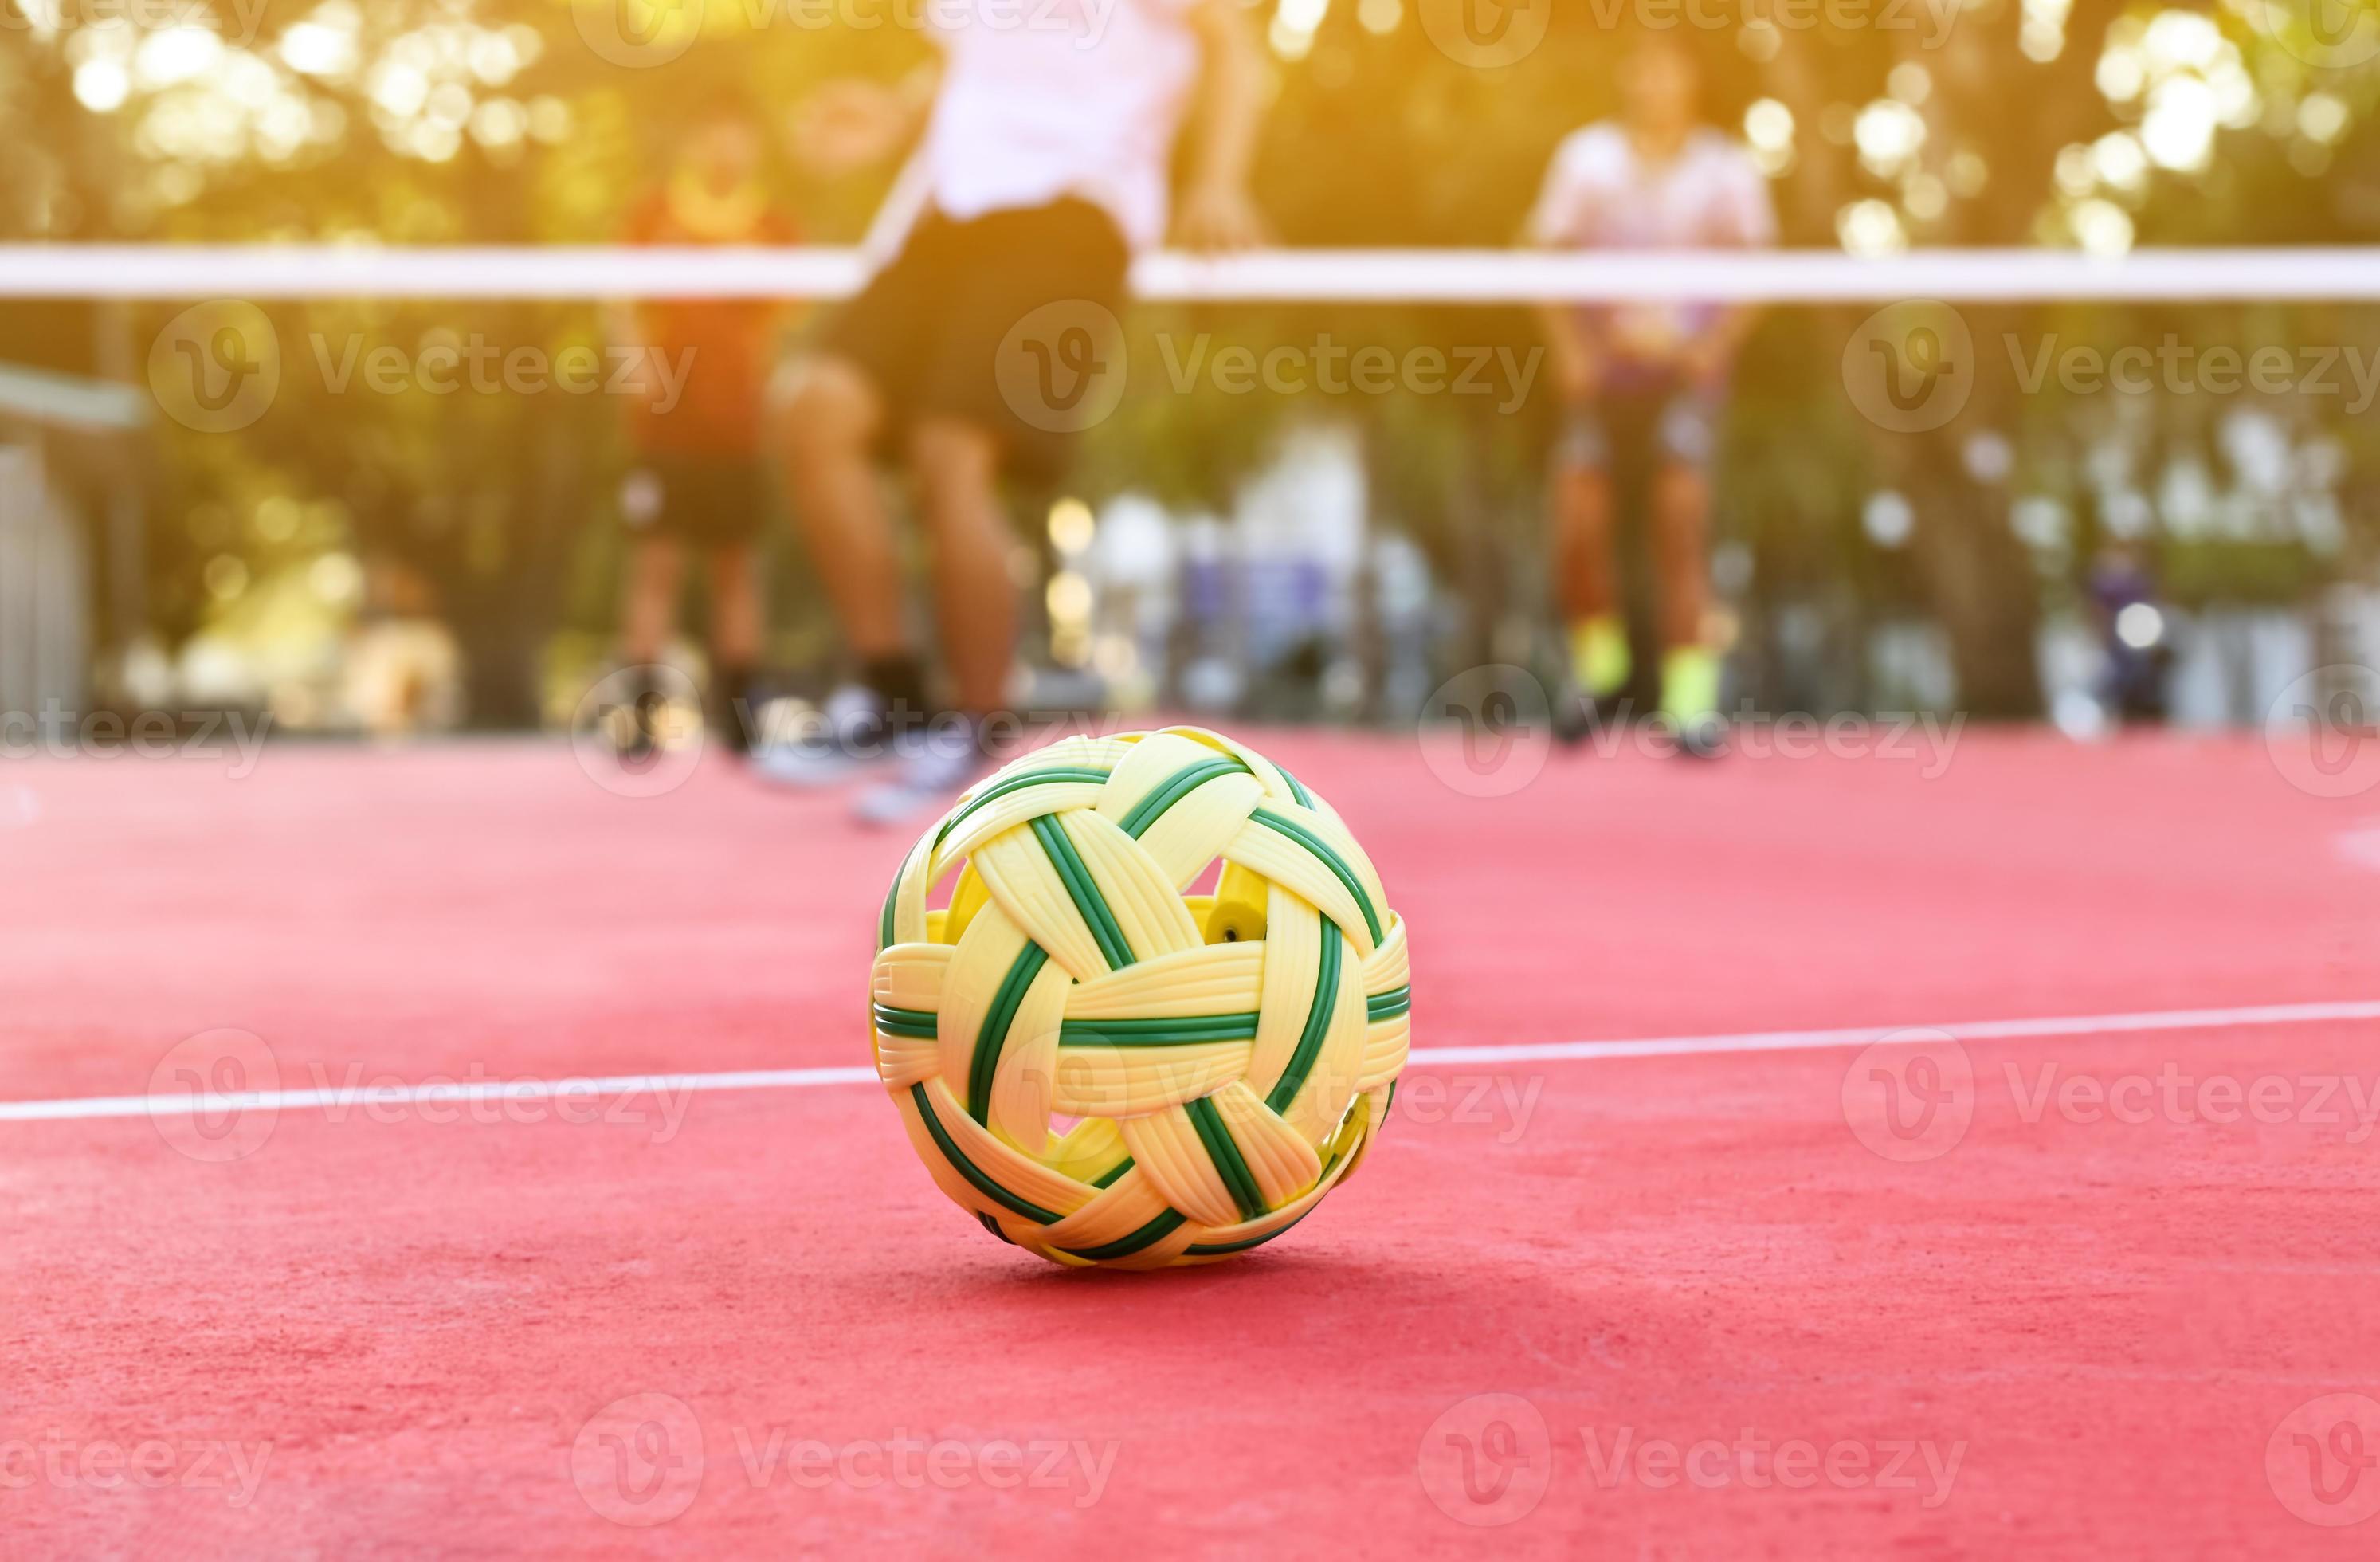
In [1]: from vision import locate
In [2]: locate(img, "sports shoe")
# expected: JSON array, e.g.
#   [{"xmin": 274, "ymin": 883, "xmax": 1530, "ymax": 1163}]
[
  {"xmin": 1659, "ymin": 646, "xmax": 1727, "ymax": 760},
  {"xmin": 851, "ymin": 717, "xmax": 994, "ymax": 829},
  {"xmin": 749, "ymin": 685, "xmax": 899, "ymax": 788}
]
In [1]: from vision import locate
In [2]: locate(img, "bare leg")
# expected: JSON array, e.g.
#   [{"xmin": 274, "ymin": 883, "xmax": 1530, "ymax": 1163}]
[
  {"xmin": 1651, "ymin": 460, "xmax": 1722, "ymax": 728},
  {"xmin": 780, "ymin": 357, "xmax": 905, "ymax": 661},
  {"xmin": 909, "ymin": 417, "xmax": 1014, "ymax": 716},
  {"xmin": 621, "ymin": 535, "xmax": 684, "ymax": 665},
  {"xmin": 1551, "ymin": 458, "xmax": 1617, "ymax": 622},
  {"xmin": 1651, "ymin": 461, "xmax": 1711, "ymax": 650},
  {"xmin": 704, "ymin": 543, "xmax": 763, "ymax": 670},
  {"xmin": 1551, "ymin": 452, "xmax": 1630, "ymax": 701}
]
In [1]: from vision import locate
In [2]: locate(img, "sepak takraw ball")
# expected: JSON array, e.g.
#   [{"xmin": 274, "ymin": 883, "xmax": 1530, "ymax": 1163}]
[{"xmin": 869, "ymin": 728, "xmax": 1410, "ymax": 1268}]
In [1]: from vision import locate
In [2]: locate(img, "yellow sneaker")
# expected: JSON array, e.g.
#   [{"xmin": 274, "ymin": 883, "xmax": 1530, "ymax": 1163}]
[{"xmin": 1569, "ymin": 615, "xmax": 1632, "ymax": 701}]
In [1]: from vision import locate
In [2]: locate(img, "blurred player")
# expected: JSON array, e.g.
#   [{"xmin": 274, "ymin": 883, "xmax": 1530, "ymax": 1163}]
[
  {"xmin": 763, "ymin": 0, "xmax": 1264, "ymax": 822},
  {"xmin": 1530, "ymin": 33, "xmax": 1775, "ymax": 755},
  {"xmin": 610, "ymin": 93, "xmax": 797, "ymax": 758}
]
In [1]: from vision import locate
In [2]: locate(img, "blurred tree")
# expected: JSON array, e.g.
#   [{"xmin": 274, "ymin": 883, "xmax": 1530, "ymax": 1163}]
[{"xmin": 3, "ymin": 0, "xmax": 2375, "ymax": 718}]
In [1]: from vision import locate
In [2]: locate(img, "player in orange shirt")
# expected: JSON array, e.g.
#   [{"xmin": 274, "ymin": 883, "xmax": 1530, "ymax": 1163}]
[{"xmin": 610, "ymin": 93, "xmax": 798, "ymax": 758}]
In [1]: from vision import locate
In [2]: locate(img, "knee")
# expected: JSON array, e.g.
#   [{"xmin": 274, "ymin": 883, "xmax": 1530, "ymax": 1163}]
[
  {"xmin": 908, "ymin": 419, "xmax": 1001, "ymax": 507},
  {"xmin": 779, "ymin": 358, "xmax": 879, "ymax": 455},
  {"xmin": 1655, "ymin": 464, "xmax": 1709, "ymax": 516}
]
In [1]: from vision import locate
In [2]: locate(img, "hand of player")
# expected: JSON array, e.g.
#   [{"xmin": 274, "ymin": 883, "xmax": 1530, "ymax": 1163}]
[
  {"xmin": 1552, "ymin": 340, "xmax": 1600, "ymax": 404},
  {"xmin": 790, "ymin": 80, "xmax": 912, "ymax": 176},
  {"xmin": 1677, "ymin": 334, "xmax": 1730, "ymax": 391},
  {"xmin": 1172, "ymin": 179, "xmax": 1267, "ymax": 253}
]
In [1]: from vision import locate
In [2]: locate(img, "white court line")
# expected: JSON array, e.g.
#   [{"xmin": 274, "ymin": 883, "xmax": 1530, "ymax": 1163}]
[{"xmin": 2, "ymin": 999, "xmax": 2375, "ymax": 1126}]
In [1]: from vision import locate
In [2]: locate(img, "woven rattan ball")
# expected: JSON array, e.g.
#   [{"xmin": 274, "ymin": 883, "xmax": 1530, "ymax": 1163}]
[{"xmin": 868, "ymin": 728, "xmax": 1410, "ymax": 1268}]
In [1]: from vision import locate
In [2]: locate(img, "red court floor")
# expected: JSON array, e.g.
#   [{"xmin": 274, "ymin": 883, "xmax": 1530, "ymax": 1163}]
[{"xmin": 3, "ymin": 727, "xmax": 2377, "ymax": 1556}]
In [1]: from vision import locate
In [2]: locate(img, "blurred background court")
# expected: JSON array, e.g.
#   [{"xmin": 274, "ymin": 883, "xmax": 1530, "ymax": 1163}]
[{"xmin": 4, "ymin": 2, "xmax": 2379, "ymax": 736}]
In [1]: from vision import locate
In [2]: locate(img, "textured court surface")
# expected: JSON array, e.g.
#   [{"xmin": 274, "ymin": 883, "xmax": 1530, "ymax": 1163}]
[{"xmin": 5, "ymin": 728, "xmax": 2378, "ymax": 1556}]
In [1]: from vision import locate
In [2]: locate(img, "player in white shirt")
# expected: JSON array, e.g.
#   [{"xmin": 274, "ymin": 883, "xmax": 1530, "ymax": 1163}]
[
  {"xmin": 767, "ymin": 0, "xmax": 1264, "ymax": 822},
  {"xmin": 1528, "ymin": 33, "xmax": 1777, "ymax": 755}
]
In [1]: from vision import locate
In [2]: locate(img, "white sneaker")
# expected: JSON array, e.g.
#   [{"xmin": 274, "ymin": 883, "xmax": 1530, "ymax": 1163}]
[
  {"xmin": 851, "ymin": 720, "xmax": 994, "ymax": 829},
  {"xmin": 748, "ymin": 685, "xmax": 896, "ymax": 789}
]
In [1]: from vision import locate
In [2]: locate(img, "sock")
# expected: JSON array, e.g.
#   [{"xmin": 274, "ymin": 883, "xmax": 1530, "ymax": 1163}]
[
  {"xmin": 1660, "ymin": 646, "xmax": 1721, "ymax": 723},
  {"xmin": 1569, "ymin": 615, "xmax": 1631, "ymax": 700},
  {"xmin": 858, "ymin": 654, "xmax": 926, "ymax": 728},
  {"xmin": 713, "ymin": 663, "xmax": 759, "ymax": 755}
]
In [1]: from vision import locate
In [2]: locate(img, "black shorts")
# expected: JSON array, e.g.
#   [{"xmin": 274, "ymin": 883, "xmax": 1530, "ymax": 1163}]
[
  {"xmin": 820, "ymin": 198, "xmax": 1131, "ymax": 484},
  {"xmin": 621, "ymin": 454, "xmax": 768, "ymax": 547}
]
